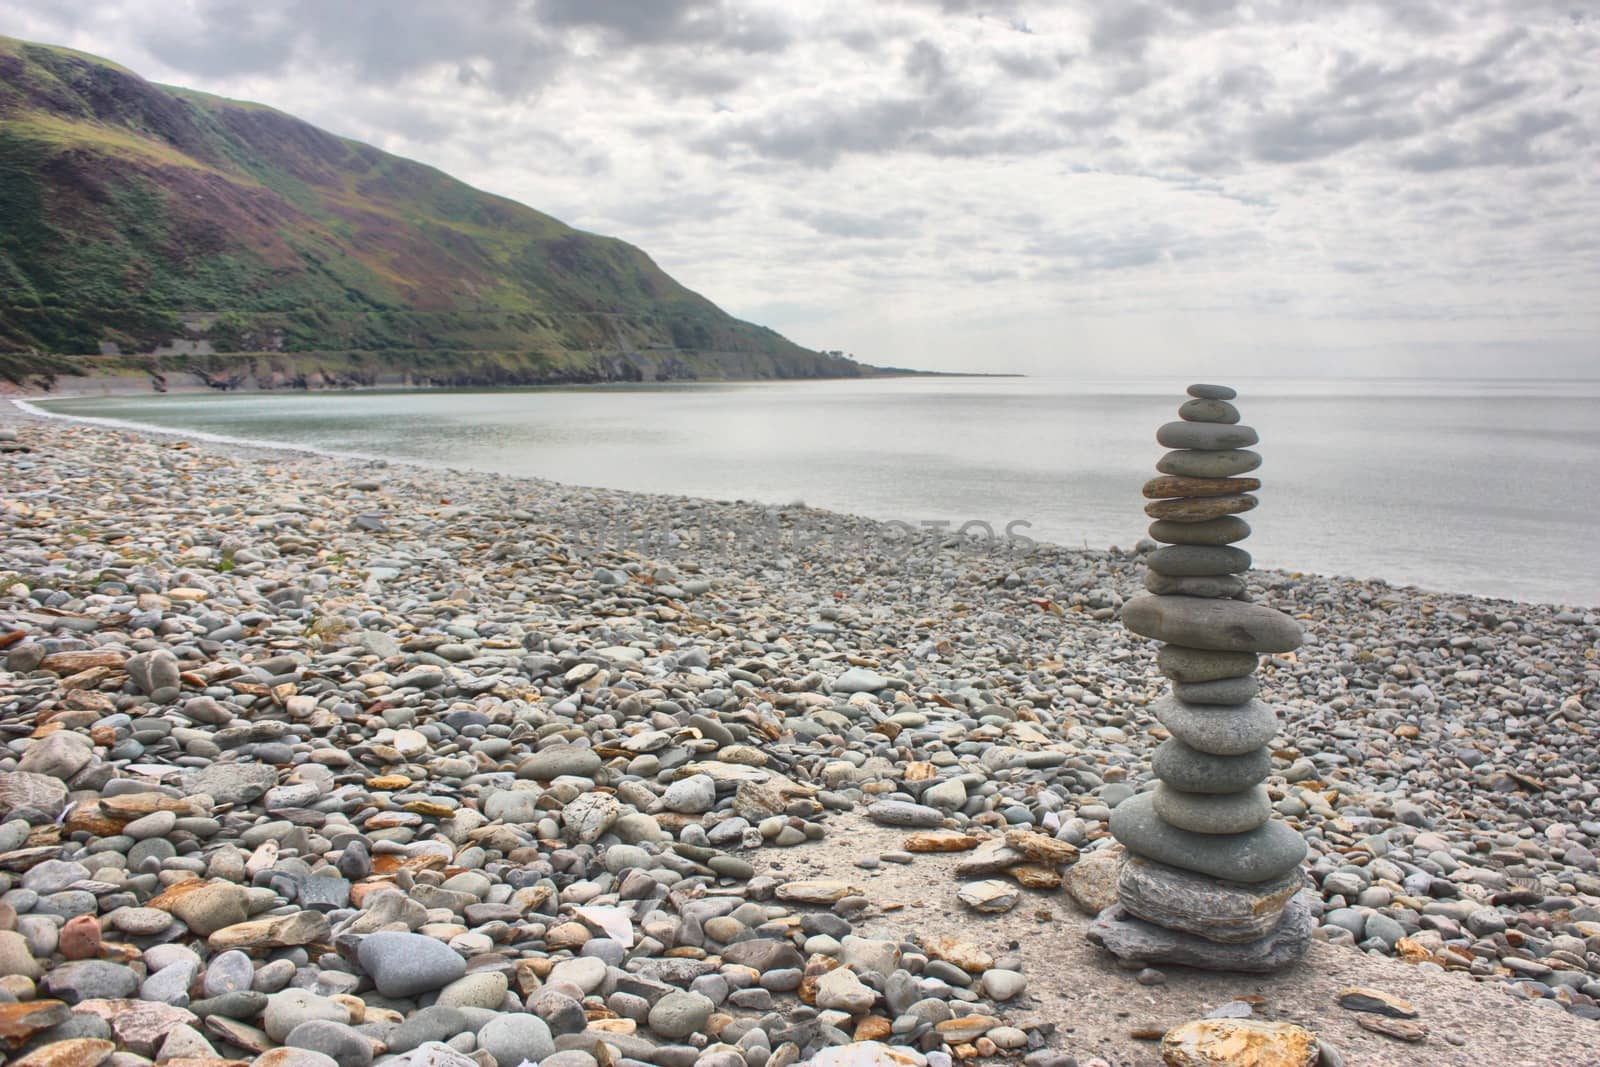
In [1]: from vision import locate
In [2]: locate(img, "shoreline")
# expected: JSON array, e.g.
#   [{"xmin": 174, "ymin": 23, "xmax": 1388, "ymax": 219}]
[
  {"xmin": 10, "ymin": 395, "xmax": 1594, "ymax": 614},
  {"xmin": 4, "ymin": 407, "xmax": 1600, "ymax": 1065}
]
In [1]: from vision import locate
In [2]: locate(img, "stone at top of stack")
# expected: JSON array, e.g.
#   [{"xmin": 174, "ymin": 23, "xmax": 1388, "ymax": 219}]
[{"xmin": 1088, "ymin": 383, "xmax": 1314, "ymax": 973}]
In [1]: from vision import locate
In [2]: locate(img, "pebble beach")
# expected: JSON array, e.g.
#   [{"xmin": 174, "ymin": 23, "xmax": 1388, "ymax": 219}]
[{"xmin": 4, "ymin": 403, "xmax": 1600, "ymax": 1067}]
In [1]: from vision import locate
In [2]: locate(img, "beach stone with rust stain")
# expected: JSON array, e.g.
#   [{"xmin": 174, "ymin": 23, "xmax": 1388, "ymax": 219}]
[
  {"xmin": 1117, "ymin": 857, "xmax": 1304, "ymax": 944},
  {"xmin": 1145, "ymin": 494, "xmax": 1259, "ymax": 523},
  {"xmin": 1143, "ymin": 475, "xmax": 1261, "ymax": 500},
  {"xmin": 1159, "ymin": 1017, "xmax": 1318, "ymax": 1067}
]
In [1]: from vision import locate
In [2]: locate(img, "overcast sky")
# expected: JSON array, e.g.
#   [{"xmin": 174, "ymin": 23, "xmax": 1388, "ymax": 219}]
[{"xmin": 6, "ymin": 1, "xmax": 1598, "ymax": 377}]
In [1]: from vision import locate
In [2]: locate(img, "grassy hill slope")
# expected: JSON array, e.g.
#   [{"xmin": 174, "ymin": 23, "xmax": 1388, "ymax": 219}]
[{"xmin": 0, "ymin": 36, "xmax": 881, "ymax": 389}]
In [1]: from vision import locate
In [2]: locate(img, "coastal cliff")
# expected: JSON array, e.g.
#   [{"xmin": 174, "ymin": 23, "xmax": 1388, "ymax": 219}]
[{"xmin": 0, "ymin": 36, "xmax": 886, "ymax": 392}]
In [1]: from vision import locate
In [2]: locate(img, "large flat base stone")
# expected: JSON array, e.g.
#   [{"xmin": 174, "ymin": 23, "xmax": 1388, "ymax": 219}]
[
  {"xmin": 1086, "ymin": 890, "xmax": 1315, "ymax": 974},
  {"xmin": 1117, "ymin": 855, "xmax": 1304, "ymax": 943}
]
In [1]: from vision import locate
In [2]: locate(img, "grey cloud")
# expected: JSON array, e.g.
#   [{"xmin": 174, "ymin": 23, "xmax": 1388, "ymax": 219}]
[
  {"xmin": 785, "ymin": 207, "xmax": 926, "ymax": 239},
  {"xmin": 1398, "ymin": 108, "xmax": 1580, "ymax": 171},
  {"xmin": 538, "ymin": 0, "xmax": 791, "ymax": 52},
  {"xmin": 1089, "ymin": 4, "xmax": 1167, "ymax": 57}
]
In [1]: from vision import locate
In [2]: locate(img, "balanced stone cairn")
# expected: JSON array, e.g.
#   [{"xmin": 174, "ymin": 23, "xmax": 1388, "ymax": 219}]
[{"xmin": 1087, "ymin": 383, "xmax": 1314, "ymax": 972}]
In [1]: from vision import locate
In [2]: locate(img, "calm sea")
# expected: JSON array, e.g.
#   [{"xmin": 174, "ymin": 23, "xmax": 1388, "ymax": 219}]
[{"xmin": 34, "ymin": 377, "xmax": 1600, "ymax": 607}]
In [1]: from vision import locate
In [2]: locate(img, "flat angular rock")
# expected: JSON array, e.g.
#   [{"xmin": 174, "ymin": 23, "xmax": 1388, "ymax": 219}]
[
  {"xmin": 0, "ymin": 772, "xmax": 68, "ymax": 818},
  {"xmin": 1151, "ymin": 739, "xmax": 1270, "ymax": 794},
  {"xmin": 11, "ymin": 1037, "xmax": 116, "ymax": 1067},
  {"xmin": 1145, "ymin": 494, "xmax": 1259, "ymax": 524},
  {"xmin": 1147, "ymin": 545, "xmax": 1252, "ymax": 577},
  {"xmin": 208, "ymin": 910, "xmax": 328, "ymax": 951},
  {"xmin": 1337, "ymin": 987, "xmax": 1419, "ymax": 1018},
  {"xmin": 1124, "ymin": 596, "xmax": 1303, "ymax": 654},
  {"xmin": 903, "ymin": 831, "xmax": 979, "ymax": 852},
  {"xmin": 775, "ymin": 880, "xmax": 860, "ymax": 904},
  {"xmin": 73, "ymin": 1000, "xmax": 198, "ymax": 1056},
  {"xmin": 1160, "ymin": 1018, "xmax": 1317, "ymax": 1066},
  {"xmin": 1355, "ymin": 1015, "xmax": 1428, "ymax": 1042},
  {"xmin": 1153, "ymin": 783, "xmax": 1272, "ymax": 834},
  {"xmin": 1117, "ymin": 856, "xmax": 1304, "ymax": 943},
  {"xmin": 1152, "ymin": 696, "xmax": 1278, "ymax": 756},
  {"xmin": 182, "ymin": 764, "xmax": 278, "ymax": 805},
  {"xmin": 1157, "ymin": 449, "xmax": 1262, "ymax": 478},
  {"xmin": 1157, "ymin": 645, "xmax": 1259, "ymax": 683},
  {"xmin": 957, "ymin": 880, "xmax": 1018, "ymax": 913},
  {"xmin": 1109, "ymin": 793, "xmax": 1306, "ymax": 882},
  {"xmin": 1148, "ymin": 515, "xmax": 1251, "ymax": 546},
  {"xmin": 1157, "ymin": 421, "xmax": 1259, "ymax": 451},
  {"xmin": 1087, "ymin": 891, "xmax": 1314, "ymax": 974}
]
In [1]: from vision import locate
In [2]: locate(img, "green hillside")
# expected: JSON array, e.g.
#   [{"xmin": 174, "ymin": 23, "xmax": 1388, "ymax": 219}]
[{"xmin": 0, "ymin": 36, "xmax": 880, "ymax": 389}]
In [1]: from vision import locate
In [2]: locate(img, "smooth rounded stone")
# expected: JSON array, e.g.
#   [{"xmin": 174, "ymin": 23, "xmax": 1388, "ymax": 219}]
[
  {"xmin": 1152, "ymin": 784, "xmax": 1272, "ymax": 835},
  {"xmin": 285, "ymin": 1020, "xmax": 373, "ymax": 1067},
  {"xmin": 866, "ymin": 801, "xmax": 945, "ymax": 828},
  {"xmin": 1110, "ymin": 793, "xmax": 1307, "ymax": 883},
  {"xmin": 1148, "ymin": 515, "xmax": 1251, "ymax": 546},
  {"xmin": 256, "ymin": 1050, "xmax": 342, "ymax": 1067},
  {"xmin": 436, "ymin": 972, "xmax": 508, "ymax": 1011},
  {"xmin": 477, "ymin": 1013, "xmax": 554, "ymax": 1066},
  {"xmin": 0, "ymin": 930, "xmax": 40, "ymax": 979},
  {"xmin": 1144, "ymin": 572, "xmax": 1246, "ymax": 599},
  {"xmin": 1156, "ymin": 449, "xmax": 1262, "ymax": 478},
  {"xmin": 1087, "ymin": 890, "xmax": 1315, "ymax": 973},
  {"xmin": 43, "ymin": 960, "xmax": 139, "ymax": 1002},
  {"xmin": 546, "ymin": 956, "xmax": 607, "ymax": 994},
  {"xmin": 1146, "ymin": 545, "xmax": 1251, "ymax": 577},
  {"xmin": 1156, "ymin": 421, "xmax": 1258, "ymax": 451},
  {"xmin": 1187, "ymin": 383, "xmax": 1237, "ymax": 400},
  {"xmin": 980, "ymin": 970, "xmax": 1027, "ymax": 1002},
  {"xmin": 1151, "ymin": 696, "xmax": 1278, "ymax": 756},
  {"xmin": 355, "ymin": 931, "xmax": 466, "ymax": 997},
  {"xmin": 662, "ymin": 774, "xmax": 716, "ymax": 815},
  {"xmin": 1144, "ymin": 494, "xmax": 1258, "ymax": 523},
  {"xmin": 648, "ymin": 990, "xmax": 716, "ymax": 1039},
  {"xmin": 1178, "ymin": 397, "xmax": 1240, "ymax": 423},
  {"xmin": 387, "ymin": 1006, "xmax": 471, "ymax": 1054},
  {"xmin": 264, "ymin": 990, "xmax": 351, "ymax": 1043},
  {"xmin": 1151, "ymin": 740, "xmax": 1270, "ymax": 794},
  {"xmin": 1157, "ymin": 645, "xmax": 1258, "ymax": 684},
  {"xmin": 1171, "ymin": 675, "xmax": 1259, "ymax": 705},
  {"xmin": 1142, "ymin": 475, "xmax": 1259, "ymax": 500},
  {"xmin": 1124, "ymin": 597, "xmax": 1302, "ymax": 653},
  {"xmin": 204, "ymin": 950, "xmax": 255, "ymax": 997},
  {"xmin": 521, "ymin": 747, "xmax": 602, "ymax": 781}
]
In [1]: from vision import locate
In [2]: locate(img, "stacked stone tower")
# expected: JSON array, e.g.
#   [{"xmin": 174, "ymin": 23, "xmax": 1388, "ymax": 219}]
[{"xmin": 1088, "ymin": 383, "xmax": 1314, "ymax": 972}]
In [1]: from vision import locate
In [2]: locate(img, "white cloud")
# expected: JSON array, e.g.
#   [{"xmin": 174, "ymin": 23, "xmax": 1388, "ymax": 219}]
[{"xmin": 3, "ymin": 0, "xmax": 1596, "ymax": 376}]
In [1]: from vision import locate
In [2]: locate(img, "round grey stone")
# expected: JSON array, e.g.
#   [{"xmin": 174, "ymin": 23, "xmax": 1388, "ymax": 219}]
[
  {"xmin": 1171, "ymin": 675, "xmax": 1260, "ymax": 705},
  {"xmin": 204, "ymin": 950, "xmax": 255, "ymax": 997},
  {"xmin": 1156, "ymin": 422, "xmax": 1258, "ymax": 451},
  {"xmin": 1157, "ymin": 645, "xmax": 1258, "ymax": 684},
  {"xmin": 1109, "ymin": 793, "xmax": 1307, "ymax": 883},
  {"xmin": 1150, "ymin": 739, "xmax": 1270, "ymax": 794},
  {"xmin": 477, "ymin": 1013, "xmax": 554, "ymax": 1066},
  {"xmin": 1152, "ymin": 784, "xmax": 1272, "ymax": 834},
  {"xmin": 1187, "ymin": 383, "xmax": 1237, "ymax": 400},
  {"xmin": 1151, "ymin": 696, "xmax": 1278, "ymax": 756},
  {"xmin": 1178, "ymin": 398, "xmax": 1239, "ymax": 423},
  {"xmin": 648, "ymin": 990, "xmax": 715, "ymax": 1039},
  {"xmin": 264, "ymin": 989, "xmax": 351, "ymax": 1043},
  {"xmin": 520, "ymin": 747, "xmax": 602, "ymax": 781},
  {"xmin": 1123, "ymin": 596, "xmax": 1303, "ymax": 654},
  {"xmin": 355, "ymin": 931, "xmax": 466, "ymax": 998},
  {"xmin": 1156, "ymin": 449, "xmax": 1262, "ymax": 478},
  {"xmin": 1146, "ymin": 545, "xmax": 1251, "ymax": 577},
  {"xmin": 286, "ymin": 1020, "xmax": 374, "ymax": 1067},
  {"xmin": 1147, "ymin": 516, "xmax": 1251, "ymax": 546}
]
